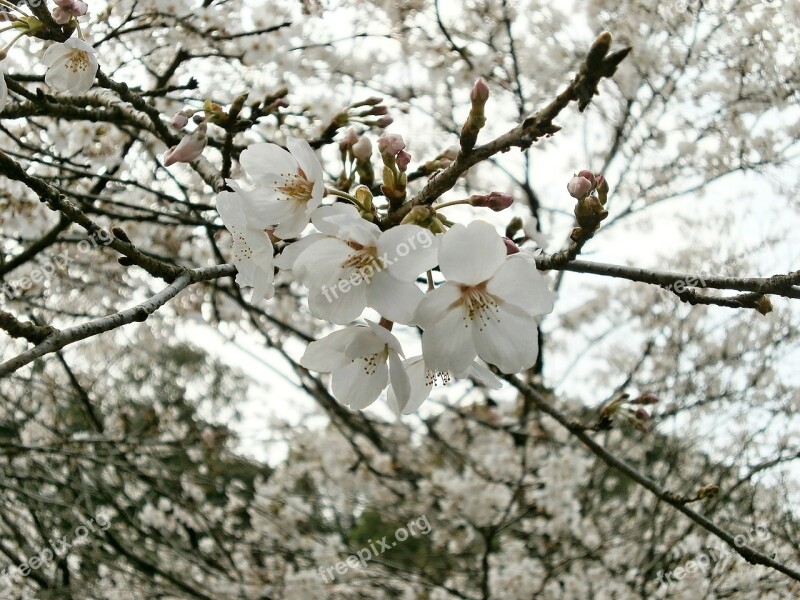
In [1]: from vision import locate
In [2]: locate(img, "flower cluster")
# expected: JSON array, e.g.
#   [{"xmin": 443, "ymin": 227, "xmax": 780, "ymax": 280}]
[
  {"xmin": 216, "ymin": 122, "xmax": 557, "ymax": 413},
  {"xmin": 0, "ymin": 1, "xmax": 96, "ymax": 114}
]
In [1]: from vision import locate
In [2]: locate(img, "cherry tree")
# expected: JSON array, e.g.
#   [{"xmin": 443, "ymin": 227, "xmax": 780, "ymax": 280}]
[{"xmin": 0, "ymin": 0, "xmax": 798, "ymax": 597}]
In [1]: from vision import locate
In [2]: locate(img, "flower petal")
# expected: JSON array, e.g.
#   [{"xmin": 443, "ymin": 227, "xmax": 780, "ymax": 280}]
[
  {"xmin": 377, "ymin": 225, "xmax": 440, "ymax": 281},
  {"xmin": 421, "ymin": 305, "xmax": 477, "ymax": 373},
  {"xmin": 294, "ymin": 238, "xmax": 352, "ymax": 288},
  {"xmin": 414, "ymin": 283, "xmax": 460, "ymax": 329},
  {"xmin": 439, "ymin": 221, "xmax": 505, "ymax": 285},
  {"xmin": 366, "ymin": 271, "xmax": 423, "ymax": 325},
  {"xmin": 487, "ymin": 255, "xmax": 556, "ymax": 316},
  {"xmin": 331, "ymin": 358, "xmax": 388, "ymax": 409},
  {"xmin": 388, "ymin": 351, "xmax": 411, "ymax": 411},
  {"xmin": 472, "ymin": 305, "xmax": 540, "ymax": 373},
  {"xmin": 300, "ymin": 327, "xmax": 362, "ymax": 372},
  {"xmin": 287, "ymin": 136, "xmax": 324, "ymax": 184},
  {"xmin": 240, "ymin": 143, "xmax": 298, "ymax": 186},
  {"xmin": 307, "ymin": 281, "xmax": 368, "ymax": 324}
]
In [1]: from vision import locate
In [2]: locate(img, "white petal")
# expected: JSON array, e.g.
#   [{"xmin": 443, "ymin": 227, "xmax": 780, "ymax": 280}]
[
  {"xmin": 439, "ymin": 221, "xmax": 506, "ymax": 285},
  {"xmin": 72, "ymin": 53, "xmax": 98, "ymax": 93},
  {"xmin": 241, "ymin": 191, "xmax": 296, "ymax": 228},
  {"xmin": 42, "ymin": 43, "xmax": 73, "ymax": 67},
  {"xmin": 287, "ymin": 136, "xmax": 324, "ymax": 183},
  {"xmin": 307, "ymin": 282, "xmax": 367, "ymax": 324},
  {"xmin": 455, "ymin": 361, "xmax": 503, "ymax": 390},
  {"xmin": 377, "ymin": 225, "xmax": 440, "ymax": 281},
  {"xmin": 414, "ymin": 283, "xmax": 461, "ymax": 329},
  {"xmin": 293, "ymin": 238, "xmax": 352, "ymax": 288},
  {"xmin": 396, "ymin": 356, "xmax": 433, "ymax": 414},
  {"xmin": 366, "ymin": 271, "xmax": 423, "ymax": 325},
  {"xmin": 300, "ymin": 327, "xmax": 362, "ymax": 372},
  {"xmin": 272, "ymin": 203, "xmax": 312, "ymax": 238},
  {"xmin": 274, "ymin": 233, "xmax": 325, "ymax": 270},
  {"xmin": 365, "ymin": 320, "xmax": 404, "ymax": 356},
  {"xmin": 311, "ymin": 203, "xmax": 362, "ymax": 234},
  {"xmin": 472, "ymin": 305, "xmax": 540, "ymax": 373},
  {"xmin": 331, "ymin": 358, "xmax": 388, "ymax": 409},
  {"xmin": 345, "ymin": 328, "xmax": 385, "ymax": 359},
  {"xmin": 487, "ymin": 255, "xmax": 557, "ymax": 316},
  {"xmin": 240, "ymin": 143, "xmax": 297, "ymax": 186},
  {"xmin": 421, "ymin": 306, "xmax": 477, "ymax": 374},
  {"xmin": 388, "ymin": 351, "xmax": 411, "ymax": 411}
]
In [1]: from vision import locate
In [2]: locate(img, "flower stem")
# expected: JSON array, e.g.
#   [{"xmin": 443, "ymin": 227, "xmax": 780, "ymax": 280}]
[
  {"xmin": 325, "ymin": 188, "xmax": 366, "ymax": 211},
  {"xmin": 434, "ymin": 199, "xmax": 471, "ymax": 210}
]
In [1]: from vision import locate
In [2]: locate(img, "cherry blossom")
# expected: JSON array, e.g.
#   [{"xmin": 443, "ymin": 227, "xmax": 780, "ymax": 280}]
[
  {"xmin": 216, "ymin": 182, "xmax": 275, "ymax": 301},
  {"xmin": 300, "ymin": 320, "xmax": 410, "ymax": 409},
  {"xmin": 42, "ymin": 38, "xmax": 98, "ymax": 94},
  {"xmin": 416, "ymin": 221, "xmax": 556, "ymax": 374},
  {"xmin": 292, "ymin": 204, "xmax": 439, "ymax": 325},
  {"xmin": 237, "ymin": 137, "xmax": 325, "ymax": 239}
]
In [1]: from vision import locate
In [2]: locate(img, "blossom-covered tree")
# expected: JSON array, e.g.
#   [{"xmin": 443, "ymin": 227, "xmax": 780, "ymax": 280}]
[{"xmin": 0, "ymin": 0, "xmax": 798, "ymax": 598}]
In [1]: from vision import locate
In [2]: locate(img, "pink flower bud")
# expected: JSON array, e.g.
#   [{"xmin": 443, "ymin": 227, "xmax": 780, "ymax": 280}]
[
  {"xmin": 170, "ymin": 111, "xmax": 189, "ymax": 130},
  {"xmin": 471, "ymin": 78, "xmax": 490, "ymax": 106},
  {"xmin": 576, "ymin": 170, "xmax": 596, "ymax": 186},
  {"xmin": 339, "ymin": 127, "xmax": 358, "ymax": 151},
  {"xmin": 52, "ymin": 7, "xmax": 72, "ymax": 23},
  {"xmin": 352, "ymin": 136, "xmax": 372, "ymax": 161},
  {"xmin": 375, "ymin": 116, "xmax": 393, "ymax": 128},
  {"xmin": 377, "ymin": 133, "xmax": 405, "ymax": 156},
  {"xmin": 396, "ymin": 150, "xmax": 411, "ymax": 172},
  {"xmin": 163, "ymin": 126, "xmax": 207, "ymax": 167},
  {"xmin": 370, "ymin": 105, "xmax": 389, "ymax": 116},
  {"xmin": 471, "ymin": 191, "xmax": 514, "ymax": 212},
  {"xmin": 503, "ymin": 237, "xmax": 520, "ymax": 255},
  {"xmin": 567, "ymin": 175, "xmax": 593, "ymax": 199}
]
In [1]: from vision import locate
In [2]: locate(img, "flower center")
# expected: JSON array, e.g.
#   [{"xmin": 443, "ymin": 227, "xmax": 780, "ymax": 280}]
[
  {"xmin": 276, "ymin": 168, "xmax": 313, "ymax": 202},
  {"xmin": 425, "ymin": 369, "xmax": 452, "ymax": 387},
  {"xmin": 458, "ymin": 281, "xmax": 501, "ymax": 331},
  {"xmin": 342, "ymin": 244, "xmax": 383, "ymax": 282},
  {"xmin": 66, "ymin": 50, "xmax": 90, "ymax": 74},
  {"xmin": 358, "ymin": 348, "xmax": 387, "ymax": 376}
]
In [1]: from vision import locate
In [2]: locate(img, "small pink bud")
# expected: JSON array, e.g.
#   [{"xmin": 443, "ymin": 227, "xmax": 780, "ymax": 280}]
[
  {"xmin": 470, "ymin": 78, "xmax": 490, "ymax": 106},
  {"xmin": 396, "ymin": 150, "xmax": 411, "ymax": 172},
  {"xmin": 163, "ymin": 126, "xmax": 207, "ymax": 167},
  {"xmin": 503, "ymin": 237, "xmax": 520, "ymax": 255},
  {"xmin": 471, "ymin": 191, "xmax": 514, "ymax": 212},
  {"xmin": 170, "ymin": 111, "xmax": 189, "ymax": 130},
  {"xmin": 370, "ymin": 105, "xmax": 389, "ymax": 116},
  {"xmin": 377, "ymin": 133, "xmax": 405, "ymax": 156},
  {"xmin": 375, "ymin": 116, "xmax": 393, "ymax": 128},
  {"xmin": 352, "ymin": 136, "xmax": 372, "ymax": 161},
  {"xmin": 339, "ymin": 127, "xmax": 358, "ymax": 151},
  {"xmin": 567, "ymin": 175, "xmax": 593, "ymax": 199},
  {"xmin": 576, "ymin": 170, "xmax": 596, "ymax": 186}
]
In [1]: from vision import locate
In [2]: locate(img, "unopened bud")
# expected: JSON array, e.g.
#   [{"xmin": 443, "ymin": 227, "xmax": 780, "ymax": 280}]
[
  {"xmin": 567, "ymin": 175, "xmax": 594, "ymax": 199},
  {"xmin": 339, "ymin": 127, "xmax": 359, "ymax": 152},
  {"xmin": 596, "ymin": 175, "xmax": 609, "ymax": 204},
  {"xmin": 632, "ymin": 393, "xmax": 659, "ymax": 405},
  {"xmin": 352, "ymin": 136, "xmax": 372, "ymax": 161},
  {"xmin": 576, "ymin": 170, "xmax": 596, "ymax": 186},
  {"xmin": 163, "ymin": 125, "xmax": 207, "ymax": 167},
  {"xmin": 470, "ymin": 191, "xmax": 514, "ymax": 212},
  {"xmin": 396, "ymin": 150, "xmax": 411, "ymax": 172},
  {"xmin": 697, "ymin": 484, "xmax": 720, "ymax": 499},
  {"xmin": 401, "ymin": 205, "xmax": 436, "ymax": 226},
  {"xmin": 502, "ymin": 237, "xmax": 519, "ymax": 255},
  {"xmin": 470, "ymin": 78, "xmax": 490, "ymax": 108},
  {"xmin": 375, "ymin": 116, "xmax": 393, "ymax": 128},
  {"xmin": 377, "ymin": 133, "xmax": 405, "ymax": 156},
  {"xmin": 170, "ymin": 111, "xmax": 189, "ymax": 130}
]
